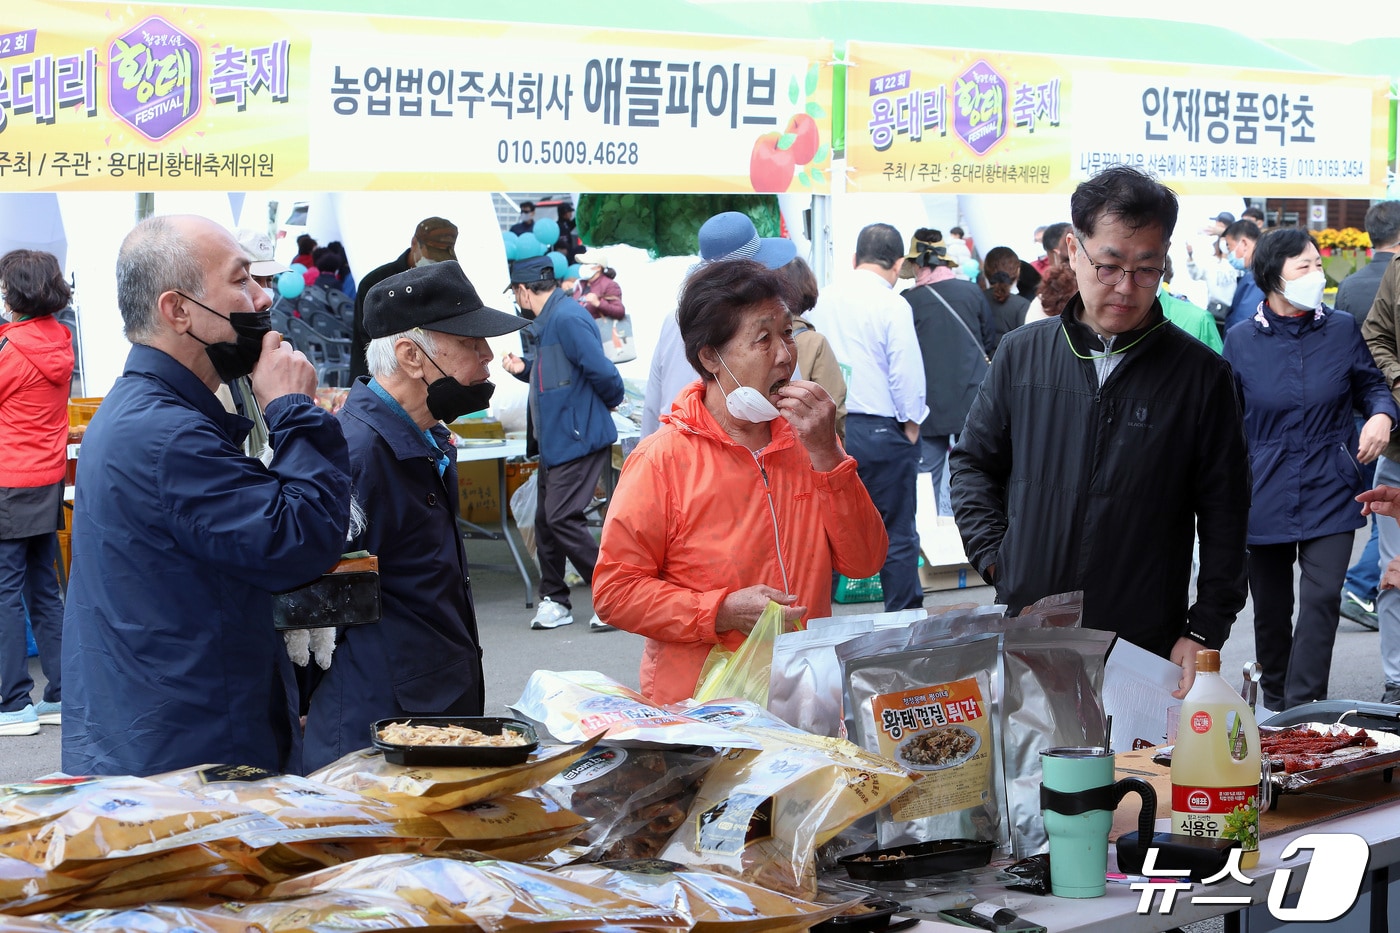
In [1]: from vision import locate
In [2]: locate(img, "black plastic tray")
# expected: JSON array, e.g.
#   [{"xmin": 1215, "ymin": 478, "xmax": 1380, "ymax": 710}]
[
  {"xmin": 370, "ymin": 717, "xmax": 539, "ymax": 766},
  {"xmin": 812, "ymin": 897, "xmax": 902, "ymax": 933},
  {"xmin": 838, "ymin": 839, "xmax": 994, "ymax": 881}
]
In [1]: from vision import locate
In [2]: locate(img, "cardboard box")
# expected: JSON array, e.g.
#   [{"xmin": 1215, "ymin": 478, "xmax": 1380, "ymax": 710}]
[
  {"xmin": 920, "ymin": 562, "xmax": 985, "ymax": 592},
  {"xmin": 457, "ymin": 460, "xmax": 502, "ymax": 523},
  {"xmin": 448, "ymin": 418, "xmax": 506, "ymax": 440}
]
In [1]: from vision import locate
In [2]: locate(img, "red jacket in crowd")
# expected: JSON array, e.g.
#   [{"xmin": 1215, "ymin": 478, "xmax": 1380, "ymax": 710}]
[{"xmin": 0, "ymin": 315, "xmax": 75, "ymax": 487}]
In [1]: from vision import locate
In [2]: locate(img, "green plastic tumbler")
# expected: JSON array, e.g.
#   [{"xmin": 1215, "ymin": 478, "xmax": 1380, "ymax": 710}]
[{"xmin": 1040, "ymin": 746, "xmax": 1116, "ymax": 898}]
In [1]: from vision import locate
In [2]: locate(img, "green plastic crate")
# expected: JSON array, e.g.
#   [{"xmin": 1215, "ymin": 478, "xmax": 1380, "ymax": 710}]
[{"xmin": 834, "ymin": 573, "xmax": 883, "ymax": 604}]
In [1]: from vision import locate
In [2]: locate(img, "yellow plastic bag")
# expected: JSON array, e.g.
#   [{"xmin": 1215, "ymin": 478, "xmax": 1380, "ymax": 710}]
[{"xmin": 694, "ymin": 600, "xmax": 785, "ymax": 705}]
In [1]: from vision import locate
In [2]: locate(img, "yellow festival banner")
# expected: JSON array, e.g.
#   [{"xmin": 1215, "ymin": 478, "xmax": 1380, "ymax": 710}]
[
  {"xmin": 0, "ymin": 1, "xmax": 834, "ymax": 193},
  {"xmin": 845, "ymin": 41, "xmax": 1390, "ymax": 196}
]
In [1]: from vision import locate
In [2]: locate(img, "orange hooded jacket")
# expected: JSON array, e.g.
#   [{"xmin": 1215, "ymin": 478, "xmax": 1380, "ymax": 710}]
[{"xmin": 593, "ymin": 380, "xmax": 888, "ymax": 705}]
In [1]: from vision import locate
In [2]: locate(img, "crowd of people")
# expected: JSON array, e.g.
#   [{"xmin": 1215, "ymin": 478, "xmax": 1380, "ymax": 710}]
[{"xmin": 4, "ymin": 174, "xmax": 1400, "ymax": 772}]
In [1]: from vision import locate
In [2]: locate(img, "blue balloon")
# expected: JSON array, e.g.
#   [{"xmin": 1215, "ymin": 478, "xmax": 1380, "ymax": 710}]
[
  {"xmin": 960, "ymin": 258, "xmax": 981, "ymax": 280},
  {"xmin": 517, "ymin": 232, "xmax": 545, "ymax": 258},
  {"xmin": 547, "ymin": 251, "xmax": 567, "ymax": 278},
  {"xmin": 533, "ymin": 218, "xmax": 560, "ymax": 248},
  {"xmin": 289, "ymin": 262, "xmax": 309, "ymax": 276},
  {"xmin": 277, "ymin": 270, "xmax": 305, "ymax": 299},
  {"xmin": 566, "ymin": 264, "xmax": 582, "ymax": 280},
  {"xmin": 502, "ymin": 232, "xmax": 518, "ymax": 261}
]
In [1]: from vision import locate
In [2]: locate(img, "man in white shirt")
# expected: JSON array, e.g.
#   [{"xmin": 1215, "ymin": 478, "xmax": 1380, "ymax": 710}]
[{"xmin": 812, "ymin": 223, "xmax": 929, "ymax": 610}]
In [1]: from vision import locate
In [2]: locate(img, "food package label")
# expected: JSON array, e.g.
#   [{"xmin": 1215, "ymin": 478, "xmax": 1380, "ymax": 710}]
[{"xmin": 870, "ymin": 676, "xmax": 991, "ymax": 822}]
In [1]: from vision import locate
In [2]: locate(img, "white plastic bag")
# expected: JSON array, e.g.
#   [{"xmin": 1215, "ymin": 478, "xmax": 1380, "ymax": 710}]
[{"xmin": 510, "ymin": 471, "xmax": 538, "ymax": 556}]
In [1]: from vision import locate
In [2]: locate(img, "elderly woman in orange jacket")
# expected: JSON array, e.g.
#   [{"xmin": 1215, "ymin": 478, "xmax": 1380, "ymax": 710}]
[{"xmin": 593, "ymin": 259, "xmax": 887, "ymax": 705}]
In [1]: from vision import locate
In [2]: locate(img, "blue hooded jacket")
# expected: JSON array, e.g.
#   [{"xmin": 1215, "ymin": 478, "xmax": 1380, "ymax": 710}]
[
  {"xmin": 1223, "ymin": 305, "xmax": 1398, "ymax": 545},
  {"xmin": 516, "ymin": 288, "xmax": 624, "ymax": 467},
  {"xmin": 62, "ymin": 345, "xmax": 350, "ymax": 776}
]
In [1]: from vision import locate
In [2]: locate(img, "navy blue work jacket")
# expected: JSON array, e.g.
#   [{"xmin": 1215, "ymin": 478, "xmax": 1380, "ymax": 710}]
[
  {"xmin": 302, "ymin": 379, "xmax": 485, "ymax": 772},
  {"xmin": 61, "ymin": 345, "xmax": 350, "ymax": 776},
  {"xmin": 1223, "ymin": 305, "xmax": 1398, "ymax": 545}
]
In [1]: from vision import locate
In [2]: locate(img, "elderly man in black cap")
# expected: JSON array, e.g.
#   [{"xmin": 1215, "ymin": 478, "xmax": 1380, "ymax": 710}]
[
  {"xmin": 301, "ymin": 260, "xmax": 527, "ymax": 772},
  {"xmin": 502, "ymin": 256, "xmax": 624, "ymax": 631},
  {"xmin": 350, "ymin": 216, "xmax": 460, "ymax": 382}
]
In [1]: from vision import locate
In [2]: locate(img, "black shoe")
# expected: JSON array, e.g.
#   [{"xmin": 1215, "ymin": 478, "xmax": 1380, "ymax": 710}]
[{"xmin": 1383, "ymin": 683, "xmax": 1400, "ymax": 705}]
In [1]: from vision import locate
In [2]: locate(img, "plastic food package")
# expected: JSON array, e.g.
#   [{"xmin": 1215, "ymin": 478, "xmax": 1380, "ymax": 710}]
[
  {"xmin": 21, "ymin": 903, "xmax": 270, "ymax": 932},
  {"xmin": 510, "ymin": 671, "xmax": 761, "ymax": 749},
  {"xmin": 656, "ymin": 719, "xmax": 916, "ymax": 898},
  {"xmin": 535, "ymin": 745, "xmax": 716, "ymax": 862},
  {"xmin": 261, "ymin": 852, "xmax": 689, "ymax": 932},
  {"xmin": 212, "ymin": 889, "xmax": 449, "ymax": 931},
  {"xmin": 842, "ymin": 632, "xmax": 1006, "ymax": 852},
  {"xmin": 153, "ymin": 765, "xmax": 442, "ymax": 839},
  {"xmin": 0, "ymin": 853, "xmax": 89, "ymax": 915},
  {"xmin": 307, "ymin": 734, "xmax": 603, "ymax": 814},
  {"xmin": 553, "ymin": 859, "xmax": 861, "ymax": 933},
  {"xmin": 0, "ymin": 776, "xmax": 265, "ymax": 871},
  {"xmin": 1000, "ymin": 626, "xmax": 1112, "ymax": 859},
  {"xmin": 428, "ymin": 795, "xmax": 588, "ymax": 862}
]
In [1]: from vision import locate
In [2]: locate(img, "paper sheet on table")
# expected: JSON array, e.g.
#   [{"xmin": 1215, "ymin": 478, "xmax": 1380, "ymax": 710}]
[{"xmin": 1103, "ymin": 638, "xmax": 1182, "ymax": 752}]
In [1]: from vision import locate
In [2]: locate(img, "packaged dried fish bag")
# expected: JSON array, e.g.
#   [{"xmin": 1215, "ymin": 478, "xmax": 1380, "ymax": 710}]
[
  {"xmin": 307, "ymin": 734, "xmax": 602, "ymax": 814},
  {"xmin": 657, "ymin": 727, "xmax": 914, "ymax": 898},
  {"xmin": 535, "ymin": 745, "xmax": 715, "ymax": 862},
  {"xmin": 1001, "ymin": 626, "xmax": 1113, "ymax": 859},
  {"xmin": 842, "ymin": 632, "xmax": 1005, "ymax": 850},
  {"xmin": 510, "ymin": 671, "xmax": 759, "ymax": 749}
]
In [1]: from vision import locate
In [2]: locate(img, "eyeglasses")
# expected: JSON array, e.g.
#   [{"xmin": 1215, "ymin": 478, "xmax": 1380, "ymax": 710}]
[{"xmin": 1075, "ymin": 236, "xmax": 1164, "ymax": 289}]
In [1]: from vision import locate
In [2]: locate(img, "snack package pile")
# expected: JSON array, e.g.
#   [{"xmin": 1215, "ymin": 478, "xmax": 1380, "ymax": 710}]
[
  {"xmin": 511, "ymin": 671, "xmax": 760, "ymax": 749},
  {"xmin": 534, "ymin": 745, "xmax": 716, "ymax": 862},
  {"xmin": 654, "ymin": 701, "xmax": 916, "ymax": 897},
  {"xmin": 260, "ymin": 852, "xmax": 689, "ymax": 932},
  {"xmin": 308, "ymin": 735, "xmax": 603, "ymax": 814},
  {"xmin": 553, "ymin": 858, "xmax": 860, "ymax": 933}
]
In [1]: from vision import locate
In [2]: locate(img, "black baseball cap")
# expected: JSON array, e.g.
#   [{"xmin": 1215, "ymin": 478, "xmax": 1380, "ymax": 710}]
[{"xmin": 364, "ymin": 261, "xmax": 526, "ymax": 339}]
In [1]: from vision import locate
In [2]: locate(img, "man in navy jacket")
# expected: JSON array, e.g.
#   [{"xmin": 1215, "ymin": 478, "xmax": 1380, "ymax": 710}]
[
  {"xmin": 62, "ymin": 215, "xmax": 351, "ymax": 776},
  {"xmin": 301, "ymin": 261, "xmax": 527, "ymax": 772},
  {"xmin": 503, "ymin": 256, "xmax": 624, "ymax": 631}
]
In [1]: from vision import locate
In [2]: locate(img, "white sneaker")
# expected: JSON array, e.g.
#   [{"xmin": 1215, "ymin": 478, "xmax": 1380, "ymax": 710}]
[
  {"xmin": 589, "ymin": 614, "xmax": 616, "ymax": 633},
  {"xmin": 530, "ymin": 598, "xmax": 574, "ymax": 630}
]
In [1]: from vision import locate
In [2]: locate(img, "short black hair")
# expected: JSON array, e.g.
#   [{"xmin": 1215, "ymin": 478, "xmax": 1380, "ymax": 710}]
[
  {"xmin": 314, "ymin": 248, "xmax": 341, "ymax": 274},
  {"xmin": 1241, "ymin": 206, "xmax": 1265, "ymax": 222},
  {"xmin": 519, "ymin": 201, "xmax": 536, "ymax": 212},
  {"xmin": 1252, "ymin": 227, "xmax": 1319, "ymax": 295},
  {"xmin": 1365, "ymin": 201, "xmax": 1400, "ymax": 250},
  {"xmin": 1224, "ymin": 219, "xmax": 1261, "ymax": 242},
  {"xmin": 1041, "ymin": 222, "xmax": 1071, "ymax": 256},
  {"xmin": 855, "ymin": 223, "xmax": 904, "ymax": 269},
  {"xmin": 296, "ymin": 234, "xmax": 316, "ymax": 254},
  {"xmin": 678, "ymin": 259, "xmax": 796, "ymax": 381},
  {"xmin": 1017, "ymin": 259, "xmax": 1042, "ymax": 297},
  {"xmin": 982, "ymin": 246, "xmax": 1020, "ymax": 277},
  {"xmin": 950, "ymin": 226, "xmax": 965, "ymax": 238},
  {"xmin": 1070, "ymin": 166, "xmax": 1178, "ymax": 243},
  {"xmin": 0, "ymin": 249, "xmax": 70, "ymax": 317}
]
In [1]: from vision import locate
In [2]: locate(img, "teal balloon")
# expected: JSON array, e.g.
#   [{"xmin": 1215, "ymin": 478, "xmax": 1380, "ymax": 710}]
[
  {"xmin": 277, "ymin": 270, "xmax": 305, "ymax": 299},
  {"xmin": 533, "ymin": 218, "xmax": 560, "ymax": 247},
  {"xmin": 517, "ymin": 232, "xmax": 545, "ymax": 257},
  {"xmin": 547, "ymin": 251, "xmax": 567, "ymax": 278},
  {"xmin": 566, "ymin": 264, "xmax": 582, "ymax": 280},
  {"xmin": 502, "ymin": 234, "xmax": 518, "ymax": 261},
  {"xmin": 961, "ymin": 259, "xmax": 981, "ymax": 280},
  {"xmin": 290, "ymin": 262, "xmax": 309, "ymax": 276}
]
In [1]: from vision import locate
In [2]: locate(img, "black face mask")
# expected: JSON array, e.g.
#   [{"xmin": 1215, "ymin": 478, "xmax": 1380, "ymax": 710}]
[
  {"xmin": 179, "ymin": 292, "xmax": 270, "ymax": 383},
  {"xmin": 421, "ymin": 349, "xmax": 494, "ymax": 422}
]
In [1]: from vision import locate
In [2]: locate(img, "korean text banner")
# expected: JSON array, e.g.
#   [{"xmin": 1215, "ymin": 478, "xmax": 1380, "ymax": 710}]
[
  {"xmin": 845, "ymin": 41, "xmax": 1388, "ymax": 196},
  {"xmin": 0, "ymin": 1, "xmax": 835, "ymax": 193}
]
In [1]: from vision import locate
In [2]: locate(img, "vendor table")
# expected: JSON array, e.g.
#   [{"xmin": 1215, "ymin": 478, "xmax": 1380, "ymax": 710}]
[
  {"xmin": 901, "ymin": 787, "xmax": 1400, "ymax": 933},
  {"xmin": 455, "ymin": 439, "xmax": 534, "ymax": 608}
]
